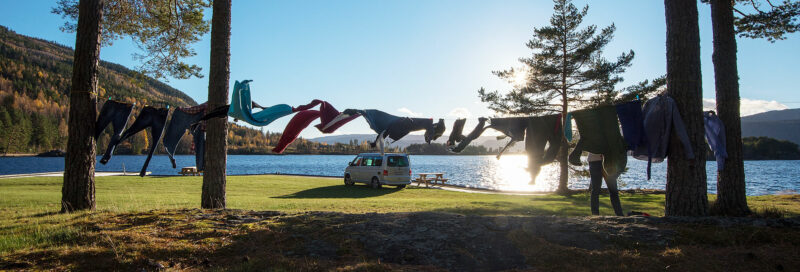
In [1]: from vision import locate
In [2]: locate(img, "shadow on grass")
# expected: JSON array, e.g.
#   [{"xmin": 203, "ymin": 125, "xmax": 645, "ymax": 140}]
[{"xmin": 273, "ymin": 184, "xmax": 402, "ymax": 199}]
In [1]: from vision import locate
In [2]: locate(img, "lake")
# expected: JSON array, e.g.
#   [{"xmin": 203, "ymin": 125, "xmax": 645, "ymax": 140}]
[{"xmin": 1, "ymin": 155, "xmax": 798, "ymax": 196}]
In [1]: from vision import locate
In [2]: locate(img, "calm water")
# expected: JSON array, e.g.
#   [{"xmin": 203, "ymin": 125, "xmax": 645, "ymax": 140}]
[{"xmin": 1, "ymin": 155, "xmax": 798, "ymax": 196}]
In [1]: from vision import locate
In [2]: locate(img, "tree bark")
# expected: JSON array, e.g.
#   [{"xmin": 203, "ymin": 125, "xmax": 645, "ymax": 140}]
[
  {"xmin": 62, "ymin": 0, "xmax": 103, "ymax": 213},
  {"xmin": 664, "ymin": 0, "xmax": 708, "ymax": 216},
  {"xmin": 711, "ymin": 0, "xmax": 750, "ymax": 216},
  {"xmin": 202, "ymin": 0, "xmax": 231, "ymax": 209}
]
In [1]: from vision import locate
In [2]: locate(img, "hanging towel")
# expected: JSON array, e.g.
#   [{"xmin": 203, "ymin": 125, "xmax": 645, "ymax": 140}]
[
  {"xmin": 227, "ymin": 80, "xmax": 294, "ymax": 126},
  {"xmin": 615, "ymin": 100, "xmax": 646, "ymax": 151},
  {"xmin": 96, "ymin": 100, "xmax": 134, "ymax": 161},
  {"xmin": 564, "ymin": 112, "xmax": 573, "ymax": 142},
  {"xmin": 162, "ymin": 103, "xmax": 207, "ymax": 169},
  {"xmin": 450, "ymin": 118, "xmax": 489, "ymax": 153},
  {"xmin": 447, "ymin": 119, "xmax": 467, "ymax": 146},
  {"xmin": 272, "ymin": 110, "xmax": 322, "ymax": 153},
  {"xmin": 101, "ymin": 106, "xmax": 169, "ymax": 177},
  {"xmin": 525, "ymin": 114, "xmax": 563, "ymax": 184},
  {"xmin": 632, "ymin": 95, "xmax": 695, "ymax": 179},
  {"xmin": 704, "ymin": 111, "xmax": 727, "ymax": 171},
  {"xmin": 568, "ymin": 105, "xmax": 628, "ymax": 182}
]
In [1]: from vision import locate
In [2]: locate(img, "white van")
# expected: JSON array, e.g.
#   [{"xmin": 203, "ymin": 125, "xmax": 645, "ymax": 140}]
[{"xmin": 344, "ymin": 153, "xmax": 411, "ymax": 189}]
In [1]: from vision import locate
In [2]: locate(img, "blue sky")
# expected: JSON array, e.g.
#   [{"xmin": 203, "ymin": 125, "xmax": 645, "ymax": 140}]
[{"xmin": 1, "ymin": 0, "xmax": 798, "ymax": 138}]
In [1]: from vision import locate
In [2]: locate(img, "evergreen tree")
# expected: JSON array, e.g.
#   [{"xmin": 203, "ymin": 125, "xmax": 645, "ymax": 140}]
[
  {"xmin": 479, "ymin": 0, "xmax": 634, "ymax": 193},
  {"xmin": 664, "ymin": 0, "xmax": 709, "ymax": 216},
  {"xmin": 704, "ymin": 0, "xmax": 798, "ymax": 216}
]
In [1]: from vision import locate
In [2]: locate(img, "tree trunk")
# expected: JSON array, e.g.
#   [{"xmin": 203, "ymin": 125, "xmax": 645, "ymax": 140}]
[
  {"xmin": 61, "ymin": 0, "xmax": 103, "ymax": 213},
  {"xmin": 201, "ymin": 0, "xmax": 231, "ymax": 209},
  {"xmin": 710, "ymin": 0, "xmax": 750, "ymax": 216},
  {"xmin": 664, "ymin": 0, "xmax": 708, "ymax": 216}
]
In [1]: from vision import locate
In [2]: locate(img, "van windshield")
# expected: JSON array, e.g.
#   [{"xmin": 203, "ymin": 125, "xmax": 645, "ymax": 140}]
[{"xmin": 386, "ymin": 156, "xmax": 409, "ymax": 167}]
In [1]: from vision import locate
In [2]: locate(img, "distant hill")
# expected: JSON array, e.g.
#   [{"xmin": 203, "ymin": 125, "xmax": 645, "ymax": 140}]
[
  {"xmin": 310, "ymin": 133, "xmax": 525, "ymax": 152},
  {"xmin": 742, "ymin": 109, "xmax": 800, "ymax": 145}
]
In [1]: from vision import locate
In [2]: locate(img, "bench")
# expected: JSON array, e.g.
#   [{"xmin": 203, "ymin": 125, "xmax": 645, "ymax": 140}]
[{"xmin": 179, "ymin": 167, "xmax": 201, "ymax": 176}]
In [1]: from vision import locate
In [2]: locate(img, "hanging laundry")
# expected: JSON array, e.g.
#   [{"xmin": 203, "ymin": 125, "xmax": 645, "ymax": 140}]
[
  {"xmin": 292, "ymin": 99, "xmax": 361, "ymax": 133},
  {"xmin": 450, "ymin": 118, "xmax": 489, "ymax": 153},
  {"xmin": 227, "ymin": 80, "xmax": 294, "ymax": 126},
  {"xmin": 632, "ymin": 95, "xmax": 695, "ymax": 180},
  {"xmin": 272, "ymin": 110, "xmax": 321, "ymax": 153},
  {"xmin": 162, "ymin": 103, "xmax": 207, "ymax": 169},
  {"xmin": 615, "ymin": 100, "xmax": 646, "ymax": 151},
  {"xmin": 344, "ymin": 109, "xmax": 443, "ymax": 145},
  {"xmin": 568, "ymin": 105, "xmax": 628, "ymax": 182},
  {"xmin": 488, "ymin": 117, "xmax": 529, "ymax": 158},
  {"xmin": 704, "ymin": 111, "xmax": 727, "ymax": 171},
  {"xmin": 101, "ymin": 106, "xmax": 169, "ymax": 177},
  {"xmin": 95, "ymin": 100, "xmax": 134, "ymax": 160},
  {"xmin": 525, "ymin": 114, "xmax": 563, "ymax": 183},
  {"xmin": 446, "ymin": 119, "xmax": 467, "ymax": 146}
]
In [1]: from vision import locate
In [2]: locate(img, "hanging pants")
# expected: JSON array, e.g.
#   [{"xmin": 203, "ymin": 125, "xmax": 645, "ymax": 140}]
[
  {"xmin": 450, "ymin": 118, "xmax": 489, "ymax": 153},
  {"xmin": 590, "ymin": 160, "xmax": 623, "ymax": 216},
  {"xmin": 95, "ymin": 100, "xmax": 134, "ymax": 159},
  {"xmin": 190, "ymin": 124, "xmax": 206, "ymax": 171},
  {"xmin": 101, "ymin": 106, "xmax": 169, "ymax": 177},
  {"xmin": 524, "ymin": 115, "xmax": 563, "ymax": 184},
  {"xmin": 162, "ymin": 105, "xmax": 206, "ymax": 168},
  {"xmin": 227, "ymin": 80, "xmax": 294, "ymax": 126}
]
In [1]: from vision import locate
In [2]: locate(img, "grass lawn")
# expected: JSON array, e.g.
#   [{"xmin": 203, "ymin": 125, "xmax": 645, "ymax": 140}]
[{"xmin": 1, "ymin": 175, "xmax": 798, "ymax": 271}]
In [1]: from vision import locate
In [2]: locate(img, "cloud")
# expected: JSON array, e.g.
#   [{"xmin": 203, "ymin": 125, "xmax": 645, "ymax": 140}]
[
  {"xmin": 397, "ymin": 107, "xmax": 422, "ymax": 117},
  {"xmin": 703, "ymin": 98, "xmax": 788, "ymax": 116},
  {"xmin": 447, "ymin": 107, "xmax": 472, "ymax": 118}
]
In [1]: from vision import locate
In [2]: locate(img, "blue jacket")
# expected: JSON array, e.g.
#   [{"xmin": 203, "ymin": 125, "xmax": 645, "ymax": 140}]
[
  {"xmin": 704, "ymin": 111, "xmax": 727, "ymax": 171},
  {"xmin": 632, "ymin": 95, "xmax": 695, "ymax": 179}
]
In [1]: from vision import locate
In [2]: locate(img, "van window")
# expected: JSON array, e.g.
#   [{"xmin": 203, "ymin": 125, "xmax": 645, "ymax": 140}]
[
  {"xmin": 387, "ymin": 156, "xmax": 409, "ymax": 167},
  {"xmin": 351, "ymin": 157, "xmax": 361, "ymax": 166},
  {"xmin": 373, "ymin": 157, "xmax": 383, "ymax": 167},
  {"xmin": 362, "ymin": 157, "xmax": 372, "ymax": 166}
]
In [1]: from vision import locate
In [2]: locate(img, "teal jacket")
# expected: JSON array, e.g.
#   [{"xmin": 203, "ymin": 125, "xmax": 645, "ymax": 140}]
[{"xmin": 228, "ymin": 80, "xmax": 294, "ymax": 126}]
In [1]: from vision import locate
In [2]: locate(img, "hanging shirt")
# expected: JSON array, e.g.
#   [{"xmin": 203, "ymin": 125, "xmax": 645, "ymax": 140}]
[
  {"xmin": 569, "ymin": 105, "xmax": 628, "ymax": 182},
  {"xmin": 102, "ymin": 106, "xmax": 169, "ymax": 177},
  {"xmin": 227, "ymin": 80, "xmax": 294, "ymax": 126},
  {"xmin": 344, "ymin": 109, "xmax": 442, "ymax": 145},
  {"xmin": 704, "ymin": 111, "xmax": 727, "ymax": 171},
  {"xmin": 489, "ymin": 117, "xmax": 529, "ymax": 158},
  {"xmin": 632, "ymin": 95, "xmax": 695, "ymax": 180},
  {"xmin": 615, "ymin": 100, "xmax": 646, "ymax": 151}
]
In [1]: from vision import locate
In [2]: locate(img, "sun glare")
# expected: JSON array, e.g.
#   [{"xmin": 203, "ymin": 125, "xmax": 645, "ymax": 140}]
[{"xmin": 511, "ymin": 68, "xmax": 529, "ymax": 87}]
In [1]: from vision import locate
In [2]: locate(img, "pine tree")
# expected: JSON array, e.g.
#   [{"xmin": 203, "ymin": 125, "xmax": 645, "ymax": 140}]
[
  {"xmin": 479, "ymin": 0, "xmax": 634, "ymax": 193},
  {"xmin": 705, "ymin": 0, "xmax": 799, "ymax": 216}
]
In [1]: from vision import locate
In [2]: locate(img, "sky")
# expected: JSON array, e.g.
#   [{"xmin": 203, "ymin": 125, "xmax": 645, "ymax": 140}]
[{"xmin": 1, "ymin": 0, "xmax": 798, "ymax": 138}]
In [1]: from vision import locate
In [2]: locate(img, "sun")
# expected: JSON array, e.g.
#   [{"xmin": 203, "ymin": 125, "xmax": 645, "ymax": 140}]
[{"xmin": 511, "ymin": 68, "xmax": 529, "ymax": 87}]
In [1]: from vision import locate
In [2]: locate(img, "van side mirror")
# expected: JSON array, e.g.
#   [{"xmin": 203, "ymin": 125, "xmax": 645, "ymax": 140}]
[{"xmin": 348, "ymin": 162, "xmax": 353, "ymax": 166}]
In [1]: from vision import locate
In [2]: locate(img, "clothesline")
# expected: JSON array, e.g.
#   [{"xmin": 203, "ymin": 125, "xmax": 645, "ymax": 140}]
[{"xmin": 94, "ymin": 79, "xmax": 725, "ymax": 184}]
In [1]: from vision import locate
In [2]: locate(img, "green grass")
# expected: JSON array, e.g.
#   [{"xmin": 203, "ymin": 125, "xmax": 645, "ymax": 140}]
[{"xmin": 1, "ymin": 175, "xmax": 799, "ymax": 271}]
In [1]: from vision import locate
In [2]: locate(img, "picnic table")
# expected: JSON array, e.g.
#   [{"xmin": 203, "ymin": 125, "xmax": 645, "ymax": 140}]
[
  {"xmin": 179, "ymin": 167, "xmax": 201, "ymax": 176},
  {"xmin": 414, "ymin": 172, "xmax": 448, "ymax": 187}
]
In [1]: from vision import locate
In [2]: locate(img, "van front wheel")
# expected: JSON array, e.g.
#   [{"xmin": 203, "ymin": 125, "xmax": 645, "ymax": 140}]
[
  {"xmin": 370, "ymin": 177, "xmax": 382, "ymax": 189},
  {"xmin": 344, "ymin": 175, "xmax": 354, "ymax": 186}
]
